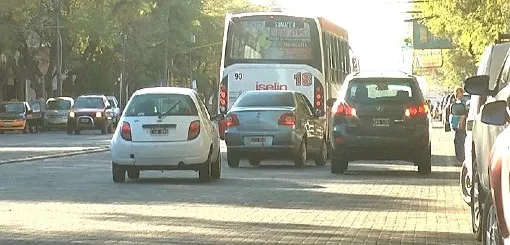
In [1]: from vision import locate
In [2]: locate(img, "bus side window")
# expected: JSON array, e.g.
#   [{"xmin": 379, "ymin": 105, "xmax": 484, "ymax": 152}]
[
  {"xmin": 333, "ymin": 37, "xmax": 339, "ymax": 83},
  {"xmin": 328, "ymin": 35, "xmax": 334, "ymax": 70},
  {"xmin": 343, "ymin": 41, "xmax": 349, "ymax": 76},
  {"xmin": 339, "ymin": 40, "xmax": 343, "ymax": 82},
  {"xmin": 322, "ymin": 32, "xmax": 330, "ymax": 83}
]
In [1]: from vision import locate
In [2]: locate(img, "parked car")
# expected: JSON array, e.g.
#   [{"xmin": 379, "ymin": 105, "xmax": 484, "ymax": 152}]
[
  {"xmin": 224, "ymin": 90, "xmax": 328, "ymax": 168},
  {"xmin": 0, "ymin": 100, "xmax": 39, "ymax": 134},
  {"xmin": 460, "ymin": 42, "xmax": 510, "ymax": 207},
  {"xmin": 473, "ymin": 100, "xmax": 510, "ymax": 244},
  {"xmin": 106, "ymin": 96, "xmax": 121, "ymax": 126},
  {"xmin": 327, "ymin": 71, "xmax": 431, "ymax": 175},
  {"xmin": 44, "ymin": 97, "xmax": 74, "ymax": 131},
  {"xmin": 27, "ymin": 99, "xmax": 46, "ymax": 133},
  {"xmin": 464, "ymin": 43, "xmax": 510, "ymax": 241},
  {"xmin": 110, "ymin": 87, "xmax": 221, "ymax": 183},
  {"xmin": 67, "ymin": 95, "xmax": 115, "ymax": 135}
]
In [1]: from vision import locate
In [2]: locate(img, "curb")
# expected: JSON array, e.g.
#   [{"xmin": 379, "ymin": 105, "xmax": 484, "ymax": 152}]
[{"xmin": 0, "ymin": 147, "xmax": 110, "ymax": 165}]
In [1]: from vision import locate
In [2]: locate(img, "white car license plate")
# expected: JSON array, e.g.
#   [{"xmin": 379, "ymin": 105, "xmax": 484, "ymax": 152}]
[
  {"xmin": 373, "ymin": 118, "xmax": 389, "ymax": 127},
  {"xmin": 150, "ymin": 127, "xmax": 168, "ymax": 135},
  {"xmin": 80, "ymin": 118, "xmax": 89, "ymax": 123}
]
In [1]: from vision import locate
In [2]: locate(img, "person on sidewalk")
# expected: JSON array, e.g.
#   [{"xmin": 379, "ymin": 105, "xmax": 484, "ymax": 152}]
[{"xmin": 449, "ymin": 87, "xmax": 468, "ymax": 165}]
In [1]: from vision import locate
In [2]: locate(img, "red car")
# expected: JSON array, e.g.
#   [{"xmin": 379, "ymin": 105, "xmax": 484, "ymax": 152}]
[{"xmin": 480, "ymin": 100, "xmax": 510, "ymax": 245}]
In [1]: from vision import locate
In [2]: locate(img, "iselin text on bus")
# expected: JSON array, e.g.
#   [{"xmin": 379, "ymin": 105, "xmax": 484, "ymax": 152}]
[{"xmin": 255, "ymin": 82, "xmax": 288, "ymax": 90}]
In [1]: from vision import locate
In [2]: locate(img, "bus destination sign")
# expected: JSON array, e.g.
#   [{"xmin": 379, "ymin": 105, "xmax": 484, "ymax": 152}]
[{"xmin": 265, "ymin": 20, "xmax": 305, "ymax": 29}]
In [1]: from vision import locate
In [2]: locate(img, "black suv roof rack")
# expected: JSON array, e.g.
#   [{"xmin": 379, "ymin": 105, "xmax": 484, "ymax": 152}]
[
  {"xmin": 80, "ymin": 94, "xmax": 105, "ymax": 97},
  {"xmin": 496, "ymin": 33, "xmax": 510, "ymax": 44},
  {"xmin": 353, "ymin": 70, "xmax": 412, "ymax": 77}
]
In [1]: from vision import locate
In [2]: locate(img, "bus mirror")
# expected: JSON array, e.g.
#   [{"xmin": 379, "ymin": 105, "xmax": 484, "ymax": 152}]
[{"xmin": 326, "ymin": 98, "xmax": 336, "ymax": 107}]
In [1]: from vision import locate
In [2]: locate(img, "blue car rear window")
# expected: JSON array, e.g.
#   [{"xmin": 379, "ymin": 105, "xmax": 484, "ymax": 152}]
[{"xmin": 235, "ymin": 92, "xmax": 295, "ymax": 107}]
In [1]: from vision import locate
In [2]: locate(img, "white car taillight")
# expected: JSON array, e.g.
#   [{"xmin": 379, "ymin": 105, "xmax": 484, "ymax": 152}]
[{"xmin": 120, "ymin": 122, "xmax": 132, "ymax": 141}]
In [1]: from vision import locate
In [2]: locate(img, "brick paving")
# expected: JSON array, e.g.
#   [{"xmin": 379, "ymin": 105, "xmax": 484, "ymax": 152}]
[
  {"xmin": 0, "ymin": 131, "xmax": 111, "ymax": 163},
  {"xmin": 0, "ymin": 122, "xmax": 477, "ymax": 244}
]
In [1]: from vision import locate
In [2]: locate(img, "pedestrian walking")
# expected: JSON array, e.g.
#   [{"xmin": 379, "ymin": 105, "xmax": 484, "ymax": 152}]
[{"xmin": 449, "ymin": 87, "xmax": 468, "ymax": 164}]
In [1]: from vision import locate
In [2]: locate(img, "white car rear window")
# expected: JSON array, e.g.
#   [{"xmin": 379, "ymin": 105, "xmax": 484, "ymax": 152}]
[{"xmin": 124, "ymin": 94, "xmax": 198, "ymax": 117}]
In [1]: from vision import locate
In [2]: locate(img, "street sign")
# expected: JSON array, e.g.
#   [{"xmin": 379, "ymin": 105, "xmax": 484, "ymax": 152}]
[
  {"xmin": 413, "ymin": 49, "xmax": 443, "ymax": 68},
  {"xmin": 412, "ymin": 20, "xmax": 452, "ymax": 49}
]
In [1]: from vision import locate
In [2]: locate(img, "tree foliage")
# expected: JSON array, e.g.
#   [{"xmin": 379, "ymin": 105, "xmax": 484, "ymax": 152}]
[
  {"xmin": 414, "ymin": 0, "xmax": 510, "ymax": 89},
  {"xmin": 0, "ymin": 0, "xmax": 266, "ymax": 104}
]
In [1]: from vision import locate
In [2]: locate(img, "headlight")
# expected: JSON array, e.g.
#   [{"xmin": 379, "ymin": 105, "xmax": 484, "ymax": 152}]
[
  {"xmin": 69, "ymin": 112, "xmax": 75, "ymax": 118},
  {"xmin": 95, "ymin": 112, "xmax": 102, "ymax": 118}
]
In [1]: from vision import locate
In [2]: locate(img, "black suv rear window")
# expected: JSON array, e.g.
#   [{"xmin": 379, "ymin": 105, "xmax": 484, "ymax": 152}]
[
  {"xmin": 124, "ymin": 94, "xmax": 198, "ymax": 117},
  {"xmin": 346, "ymin": 78, "xmax": 420, "ymax": 104},
  {"xmin": 74, "ymin": 97, "xmax": 104, "ymax": 109},
  {"xmin": 235, "ymin": 92, "xmax": 295, "ymax": 107}
]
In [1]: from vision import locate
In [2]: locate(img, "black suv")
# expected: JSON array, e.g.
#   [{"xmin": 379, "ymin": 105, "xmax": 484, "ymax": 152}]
[{"xmin": 327, "ymin": 71, "xmax": 431, "ymax": 175}]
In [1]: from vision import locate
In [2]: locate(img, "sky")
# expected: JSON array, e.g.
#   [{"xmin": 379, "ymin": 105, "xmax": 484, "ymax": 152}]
[{"xmin": 249, "ymin": 0, "xmax": 412, "ymax": 71}]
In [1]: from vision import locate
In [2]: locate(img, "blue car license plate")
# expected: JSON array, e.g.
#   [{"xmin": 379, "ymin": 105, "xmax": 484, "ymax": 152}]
[{"xmin": 245, "ymin": 136, "xmax": 273, "ymax": 146}]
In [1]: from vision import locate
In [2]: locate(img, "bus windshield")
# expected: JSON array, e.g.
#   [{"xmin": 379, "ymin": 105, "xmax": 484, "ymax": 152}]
[{"xmin": 226, "ymin": 15, "xmax": 320, "ymax": 66}]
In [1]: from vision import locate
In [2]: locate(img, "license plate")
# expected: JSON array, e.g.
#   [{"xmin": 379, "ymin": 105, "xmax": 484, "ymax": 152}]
[
  {"xmin": 80, "ymin": 118, "xmax": 89, "ymax": 123},
  {"xmin": 373, "ymin": 118, "xmax": 389, "ymax": 127},
  {"xmin": 250, "ymin": 136, "xmax": 266, "ymax": 143},
  {"xmin": 150, "ymin": 127, "xmax": 168, "ymax": 135},
  {"xmin": 245, "ymin": 136, "xmax": 273, "ymax": 145}
]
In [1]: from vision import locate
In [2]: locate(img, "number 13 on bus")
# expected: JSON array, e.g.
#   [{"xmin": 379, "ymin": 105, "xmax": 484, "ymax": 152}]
[{"xmin": 217, "ymin": 10, "xmax": 360, "ymax": 142}]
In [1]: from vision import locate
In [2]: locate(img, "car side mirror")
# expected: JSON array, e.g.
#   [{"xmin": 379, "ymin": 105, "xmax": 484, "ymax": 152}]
[
  {"xmin": 27, "ymin": 110, "xmax": 33, "ymax": 114},
  {"xmin": 464, "ymin": 75, "xmax": 490, "ymax": 96},
  {"xmin": 481, "ymin": 100, "xmax": 508, "ymax": 126},
  {"xmin": 326, "ymin": 98, "xmax": 336, "ymax": 107},
  {"xmin": 106, "ymin": 105, "xmax": 112, "ymax": 110}
]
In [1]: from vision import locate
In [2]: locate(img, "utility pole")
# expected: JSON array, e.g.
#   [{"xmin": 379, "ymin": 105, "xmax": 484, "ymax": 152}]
[
  {"xmin": 189, "ymin": 34, "xmax": 195, "ymax": 88},
  {"xmin": 164, "ymin": 37, "xmax": 169, "ymax": 86},
  {"xmin": 56, "ymin": 0, "xmax": 63, "ymax": 96},
  {"xmin": 120, "ymin": 33, "xmax": 126, "ymax": 108}
]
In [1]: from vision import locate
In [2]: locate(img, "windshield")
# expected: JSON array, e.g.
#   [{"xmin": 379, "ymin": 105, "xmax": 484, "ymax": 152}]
[
  {"xmin": 347, "ymin": 79, "xmax": 418, "ymax": 104},
  {"xmin": 74, "ymin": 97, "xmax": 104, "ymax": 109},
  {"xmin": 226, "ymin": 16, "xmax": 320, "ymax": 68},
  {"xmin": 0, "ymin": 103, "xmax": 25, "ymax": 113},
  {"xmin": 124, "ymin": 94, "xmax": 198, "ymax": 117},
  {"xmin": 107, "ymin": 99, "xmax": 117, "ymax": 108},
  {"xmin": 235, "ymin": 92, "xmax": 295, "ymax": 107},
  {"xmin": 47, "ymin": 100, "xmax": 72, "ymax": 110}
]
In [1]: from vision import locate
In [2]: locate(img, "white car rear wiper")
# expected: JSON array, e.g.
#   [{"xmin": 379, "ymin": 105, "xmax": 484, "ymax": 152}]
[{"xmin": 158, "ymin": 101, "xmax": 181, "ymax": 119}]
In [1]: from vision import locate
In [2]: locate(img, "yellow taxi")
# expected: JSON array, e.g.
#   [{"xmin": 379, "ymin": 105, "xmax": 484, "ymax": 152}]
[{"xmin": 0, "ymin": 100, "xmax": 33, "ymax": 134}]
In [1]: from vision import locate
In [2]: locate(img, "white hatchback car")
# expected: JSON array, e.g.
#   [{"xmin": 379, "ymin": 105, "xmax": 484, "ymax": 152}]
[{"xmin": 110, "ymin": 87, "xmax": 221, "ymax": 183}]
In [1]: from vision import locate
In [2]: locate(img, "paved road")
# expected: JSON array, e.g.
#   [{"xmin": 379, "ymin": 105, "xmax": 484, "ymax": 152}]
[
  {"xmin": 0, "ymin": 130, "xmax": 111, "ymax": 163},
  {"xmin": 0, "ymin": 122, "xmax": 477, "ymax": 244}
]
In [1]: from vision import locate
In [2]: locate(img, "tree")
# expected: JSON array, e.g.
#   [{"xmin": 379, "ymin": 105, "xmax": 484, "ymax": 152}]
[
  {"xmin": 0, "ymin": 0, "xmax": 266, "ymax": 102},
  {"xmin": 192, "ymin": 0, "xmax": 265, "ymax": 106},
  {"xmin": 413, "ymin": 0, "xmax": 510, "ymax": 89}
]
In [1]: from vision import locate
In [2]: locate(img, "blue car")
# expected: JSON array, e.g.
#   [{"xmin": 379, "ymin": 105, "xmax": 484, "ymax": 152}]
[{"xmin": 224, "ymin": 90, "xmax": 328, "ymax": 168}]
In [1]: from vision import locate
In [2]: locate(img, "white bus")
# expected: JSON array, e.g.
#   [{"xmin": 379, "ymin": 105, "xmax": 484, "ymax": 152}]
[{"xmin": 217, "ymin": 10, "xmax": 359, "ymax": 142}]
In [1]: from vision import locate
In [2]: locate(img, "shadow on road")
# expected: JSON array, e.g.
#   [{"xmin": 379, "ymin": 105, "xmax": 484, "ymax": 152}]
[{"xmin": 0, "ymin": 217, "xmax": 476, "ymax": 244}]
